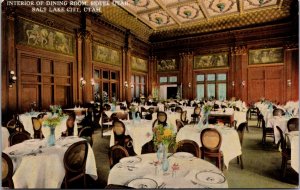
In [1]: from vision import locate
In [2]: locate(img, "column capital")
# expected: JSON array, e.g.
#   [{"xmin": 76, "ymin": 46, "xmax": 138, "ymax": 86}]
[{"xmin": 231, "ymin": 45, "xmax": 247, "ymax": 56}]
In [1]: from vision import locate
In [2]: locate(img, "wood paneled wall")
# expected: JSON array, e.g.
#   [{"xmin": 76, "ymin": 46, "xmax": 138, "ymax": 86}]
[
  {"xmin": 151, "ymin": 21, "xmax": 299, "ymax": 104},
  {"xmin": 1, "ymin": 6, "xmax": 150, "ymax": 123}
]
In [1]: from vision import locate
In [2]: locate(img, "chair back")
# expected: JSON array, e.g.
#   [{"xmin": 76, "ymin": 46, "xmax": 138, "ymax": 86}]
[
  {"xmin": 175, "ymin": 107, "xmax": 183, "ymax": 113},
  {"xmin": 236, "ymin": 122, "xmax": 247, "ymax": 145},
  {"xmin": 116, "ymin": 112, "xmax": 129, "ymax": 120},
  {"xmin": 194, "ymin": 107, "xmax": 201, "ymax": 115},
  {"xmin": 66, "ymin": 116, "xmax": 75, "ymax": 136},
  {"xmin": 63, "ymin": 140, "xmax": 88, "ymax": 173},
  {"xmin": 141, "ymin": 140, "xmax": 156, "ymax": 154},
  {"xmin": 200, "ymin": 128, "xmax": 222, "ymax": 151},
  {"xmin": 32, "ymin": 117, "xmax": 44, "ymax": 139},
  {"xmin": 213, "ymin": 104, "xmax": 220, "ymax": 110},
  {"xmin": 273, "ymin": 108, "xmax": 285, "ymax": 116},
  {"xmin": 79, "ymin": 127, "xmax": 93, "ymax": 146},
  {"xmin": 157, "ymin": 112, "xmax": 167, "ymax": 125},
  {"xmin": 181, "ymin": 111, "xmax": 187, "ymax": 123},
  {"xmin": 113, "ymin": 120, "xmax": 126, "ymax": 136},
  {"xmin": 176, "ymin": 119, "xmax": 184, "ymax": 132},
  {"xmin": 287, "ymin": 118, "xmax": 299, "ymax": 132},
  {"xmin": 152, "ymin": 119, "xmax": 158, "ymax": 128},
  {"xmin": 2, "ymin": 152, "xmax": 14, "ymax": 189},
  {"xmin": 175, "ymin": 140, "xmax": 200, "ymax": 158},
  {"xmin": 276, "ymin": 126, "xmax": 287, "ymax": 151},
  {"xmin": 103, "ymin": 104, "xmax": 111, "ymax": 111},
  {"xmin": 108, "ymin": 145, "xmax": 129, "ymax": 168},
  {"xmin": 10, "ymin": 132, "xmax": 31, "ymax": 146}
]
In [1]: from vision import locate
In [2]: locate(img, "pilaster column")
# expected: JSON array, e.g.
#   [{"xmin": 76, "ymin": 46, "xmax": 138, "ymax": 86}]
[{"xmin": 82, "ymin": 30, "xmax": 93, "ymax": 104}]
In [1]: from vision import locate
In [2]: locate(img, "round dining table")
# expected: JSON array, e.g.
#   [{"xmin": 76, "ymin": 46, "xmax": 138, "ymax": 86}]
[
  {"xmin": 107, "ymin": 153, "xmax": 228, "ymax": 188},
  {"xmin": 3, "ymin": 136, "xmax": 98, "ymax": 188}
]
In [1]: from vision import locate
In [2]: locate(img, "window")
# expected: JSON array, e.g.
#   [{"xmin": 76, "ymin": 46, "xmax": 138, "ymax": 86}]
[
  {"xmin": 93, "ymin": 68, "xmax": 119, "ymax": 101},
  {"xmin": 159, "ymin": 76, "xmax": 178, "ymax": 84},
  {"xmin": 196, "ymin": 73, "xmax": 227, "ymax": 100},
  {"xmin": 131, "ymin": 74, "xmax": 147, "ymax": 98}
]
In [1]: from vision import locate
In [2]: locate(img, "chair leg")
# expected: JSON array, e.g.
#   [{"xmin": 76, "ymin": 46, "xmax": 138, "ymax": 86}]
[
  {"xmin": 239, "ymin": 155, "xmax": 244, "ymax": 169},
  {"xmin": 83, "ymin": 174, "xmax": 87, "ymax": 188},
  {"xmin": 281, "ymin": 156, "xmax": 287, "ymax": 178},
  {"xmin": 237, "ymin": 156, "xmax": 240, "ymax": 164}
]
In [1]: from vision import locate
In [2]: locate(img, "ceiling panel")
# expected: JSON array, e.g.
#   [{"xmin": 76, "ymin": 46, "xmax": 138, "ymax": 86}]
[
  {"xmin": 125, "ymin": 0, "xmax": 160, "ymax": 13},
  {"xmin": 140, "ymin": 10, "xmax": 176, "ymax": 28},
  {"xmin": 203, "ymin": 0, "xmax": 239, "ymax": 17},
  {"xmin": 243, "ymin": 0, "xmax": 278, "ymax": 10},
  {"xmin": 169, "ymin": 3, "xmax": 204, "ymax": 22}
]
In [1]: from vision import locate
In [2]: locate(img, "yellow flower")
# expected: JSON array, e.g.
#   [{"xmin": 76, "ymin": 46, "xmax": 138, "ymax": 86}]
[{"xmin": 163, "ymin": 129, "xmax": 172, "ymax": 137}]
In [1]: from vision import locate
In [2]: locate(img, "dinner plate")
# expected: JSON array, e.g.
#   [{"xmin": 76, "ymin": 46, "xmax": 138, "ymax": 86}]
[
  {"xmin": 195, "ymin": 171, "xmax": 226, "ymax": 184},
  {"xmin": 119, "ymin": 156, "xmax": 142, "ymax": 165},
  {"xmin": 127, "ymin": 178, "xmax": 158, "ymax": 188},
  {"xmin": 173, "ymin": 152, "xmax": 194, "ymax": 159}
]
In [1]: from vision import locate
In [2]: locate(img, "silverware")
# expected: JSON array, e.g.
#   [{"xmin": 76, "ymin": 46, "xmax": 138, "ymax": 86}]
[{"xmin": 190, "ymin": 180, "xmax": 211, "ymax": 188}]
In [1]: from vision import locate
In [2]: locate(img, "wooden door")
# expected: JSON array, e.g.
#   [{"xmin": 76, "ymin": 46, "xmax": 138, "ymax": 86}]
[{"xmin": 248, "ymin": 65, "xmax": 284, "ymax": 104}]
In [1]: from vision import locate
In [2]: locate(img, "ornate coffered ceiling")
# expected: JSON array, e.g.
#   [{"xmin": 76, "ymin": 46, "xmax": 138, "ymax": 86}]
[{"xmin": 99, "ymin": 0, "xmax": 293, "ymax": 41}]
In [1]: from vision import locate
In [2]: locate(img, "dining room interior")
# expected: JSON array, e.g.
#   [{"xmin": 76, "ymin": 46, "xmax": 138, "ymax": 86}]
[{"xmin": 1, "ymin": 0, "xmax": 299, "ymax": 189}]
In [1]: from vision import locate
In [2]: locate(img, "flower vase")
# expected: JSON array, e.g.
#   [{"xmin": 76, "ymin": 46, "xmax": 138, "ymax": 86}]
[
  {"xmin": 205, "ymin": 112, "xmax": 210, "ymax": 127},
  {"xmin": 132, "ymin": 111, "xmax": 136, "ymax": 123},
  {"xmin": 48, "ymin": 127, "xmax": 56, "ymax": 146},
  {"xmin": 161, "ymin": 143, "xmax": 169, "ymax": 174}
]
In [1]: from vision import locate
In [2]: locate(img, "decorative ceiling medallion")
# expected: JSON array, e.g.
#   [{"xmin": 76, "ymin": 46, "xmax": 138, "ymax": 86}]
[
  {"xmin": 177, "ymin": 5, "xmax": 199, "ymax": 20},
  {"xmin": 246, "ymin": 0, "xmax": 273, "ymax": 7},
  {"xmin": 148, "ymin": 12, "xmax": 171, "ymax": 25},
  {"xmin": 208, "ymin": 0, "xmax": 236, "ymax": 13},
  {"xmin": 127, "ymin": 0, "xmax": 150, "ymax": 8}
]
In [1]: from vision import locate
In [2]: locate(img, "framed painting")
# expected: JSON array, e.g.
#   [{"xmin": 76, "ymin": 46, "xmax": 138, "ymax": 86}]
[
  {"xmin": 92, "ymin": 42, "xmax": 121, "ymax": 66},
  {"xmin": 249, "ymin": 47, "xmax": 283, "ymax": 65},
  {"xmin": 157, "ymin": 59, "xmax": 177, "ymax": 71},
  {"xmin": 194, "ymin": 53, "xmax": 228, "ymax": 69},
  {"xmin": 132, "ymin": 56, "xmax": 148, "ymax": 72},
  {"xmin": 16, "ymin": 18, "xmax": 75, "ymax": 55}
]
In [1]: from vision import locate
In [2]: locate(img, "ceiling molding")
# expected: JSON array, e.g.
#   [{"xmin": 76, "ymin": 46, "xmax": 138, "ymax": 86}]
[{"xmin": 196, "ymin": 0, "xmax": 210, "ymax": 20}]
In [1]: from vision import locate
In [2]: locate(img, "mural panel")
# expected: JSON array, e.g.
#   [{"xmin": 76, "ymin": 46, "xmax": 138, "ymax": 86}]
[
  {"xmin": 132, "ymin": 56, "xmax": 148, "ymax": 72},
  {"xmin": 17, "ymin": 18, "xmax": 74, "ymax": 55},
  {"xmin": 194, "ymin": 53, "xmax": 228, "ymax": 69},
  {"xmin": 92, "ymin": 42, "xmax": 121, "ymax": 66},
  {"xmin": 249, "ymin": 47, "xmax": 283, "ymax": 65},
  {"xmin": 157, "ymin": 59, "xmax": 177, "ymax": 71}
]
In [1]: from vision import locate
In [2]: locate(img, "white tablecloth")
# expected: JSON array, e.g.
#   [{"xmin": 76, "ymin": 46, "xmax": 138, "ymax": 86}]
[
  {"xmin": 288, "ymin": 133, "xmax": 299, "ymax": 173},
  {"xmin": 176, "ymin": 125, "xmax": 242, "ymax": 168},
  {"xmin": 234, "ymin": 111, "xmax": 247, "ymax": 127},
  {"xmin": 3, "ymin": 137, "xmax": 97, "ymax": 188},
  {"xmin": 107, "ymin": 153, "xmax": 228, "ymax": 188},
  {"xmin": 19, "ymin": 113, "xmax": 71, "ymax": 139},
  {"xmin": 267, "ymin": 116, "xmax": 297, "ymax": 144},
  {"xmin": 2, "ymin": 127, "xmax": 10, "ymax": 149},
  {"xmin": 109, "ymin": 118, "xmax": 178, "ymax": 155}
]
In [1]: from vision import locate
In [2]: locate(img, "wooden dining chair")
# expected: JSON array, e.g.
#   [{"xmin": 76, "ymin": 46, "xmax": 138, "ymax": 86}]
[
  {"xmin": 273, "ymin": 108, "xmax": 285, "ymax": 116},
  {"xmin": 175, "ymin": 119, "xmax": 185, "ymax": 132},
  {"xmin": 7, "ymin": 114, "xmax": 30, "ymax": 135},
  {"xmin": 276, "ymin": 126, "xmax": 291, "ymax": 178},
  {"xmin": 2, "ymin": 152, "xmax": 14, "ymax": 189},
  {"xmin": 157, "ymin": 112, "xmax": 167, "ymax": 126},
  {"xmin": 78, "ymin": 127, "xmax": 94, "ymax": 146},
  {"xmin": 175, "ymin": 140, "xmax": 200, "ymax": 158},
  {"xmin": 31, "ymin": 117, "xmax": 44, "ymax": 139},
  {"xmin": 9, "ymin": 131, "xmax": 31, "ymax": 146},
  {"xmin": 103, "ymin": 104, "xmax": 111, "ymax": 111},
  {"xmin": 108, "ymin": 145, "xmax": 129, "ymax": 168},
  {"xmin": 180, "ymin": 111, "xmax": 189, "ymax": 125},
  {"xmin": 63, "ymin": 115, "xmax": 75, "ymax": 136},
  {"xmin": 235, "ymin": 122, "xmax": 247, "ymax": 169},
  {"xmin": 112, "ymin": 120, "xmax": 135, "ymax": 155},
  {"xmin": 175, "ymin": 107, "xmax": 183, "ymax": 113},
  {"xmin": 287, "ymin": 118, "xmax": 299, "ymax": 132},
  {"xmin": 200, "ymin": 128, "xmax": 224, "ymax": 170},
  {"xmin": 191, "ymin": 107, "xmax": 201, "ymax": 124},
  {"xmin": 63, "ymin": 140, "xmax": 89, "ymax": 189},
  {"xmin": 141, "ymin": 140, "xmax": 156, "ymax": 154},
  {"xmin": 261, "ymin": 116, "xmax": 275, "ymax": 145}
]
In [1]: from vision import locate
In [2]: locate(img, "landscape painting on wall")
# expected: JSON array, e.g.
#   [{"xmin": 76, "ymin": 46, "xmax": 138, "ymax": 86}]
[
  {"xmin": 92, "ymin": 42, "xmax": 121, "ymax": 66},
  {"xmin": 17, "ymin": 18, "xmax": 74, "ymax": 55},
  {"xmin": 194, "ymin": 53, "xmax": 228, "ymax": 69},
  {"xmin": 157, "ymin": 59, "xmax": 177, "ymax": 71},
  {"xmin": 132, "ymin": 56, "xmax": 148, "ymax": 72},
  {"xmin": 249, "ymin": 47, "xmax": 284, "ymax": 64}
]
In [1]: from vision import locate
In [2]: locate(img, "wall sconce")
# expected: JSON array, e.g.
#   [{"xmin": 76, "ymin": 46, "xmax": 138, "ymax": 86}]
[
  {"xmin": 287, "ymin": 79, "xmax": 292, "ymax": 87},
  {"xmin": 9, "ymin": 70, "xmax": 17, "ymax": 88},
  {"xmin": 80, "ymin": 77, "xmax": 86, "ymax": 87},
  {"xmin": 232, "ymin": 81, "xmax": 235, "ymax": 87},
  {"xmin": 124, "ymin": 81, "xmax": 128, "ymax": 88},
  {"xmin": 241, "ymin": 81, "xmax": 246, "ymax": 87},
  {"xmin": 188, "ymin": 82, "xmax": 192, "ymax": 88},
  {"xmin": 90, "ymin": 78, "xmax": 95, "ymax": 86}
]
